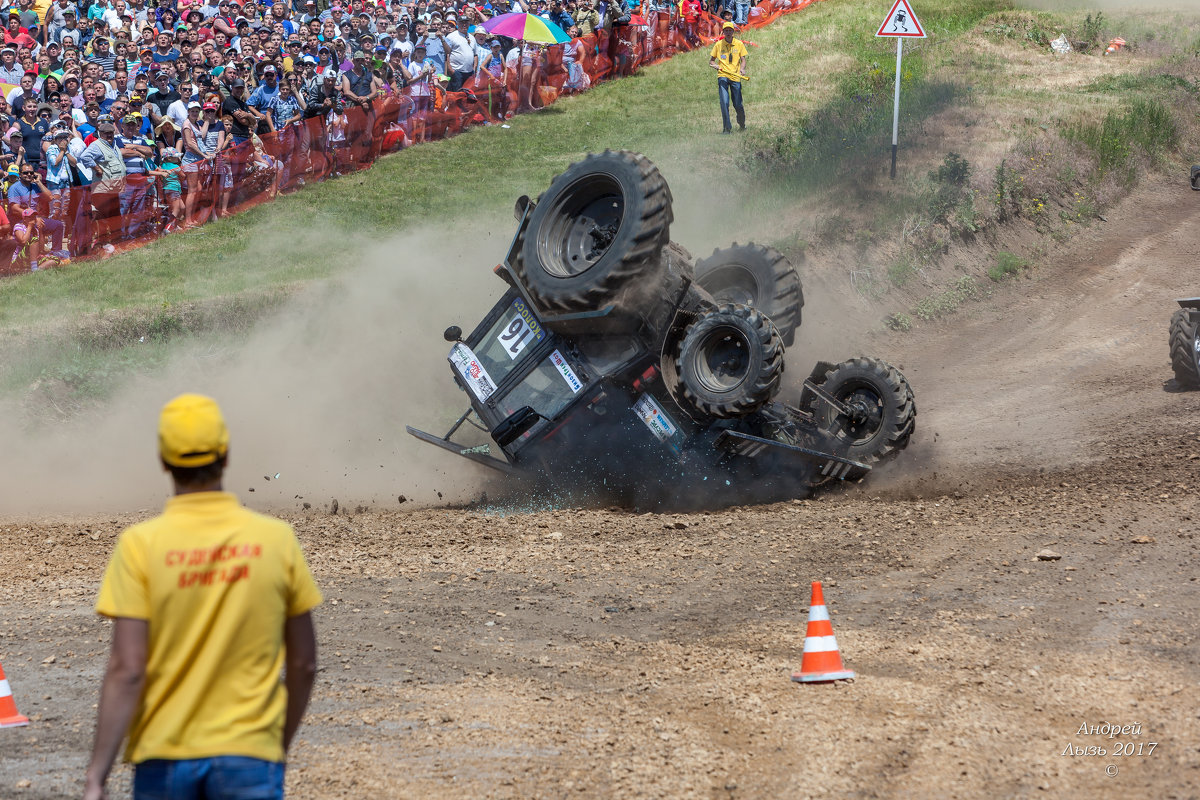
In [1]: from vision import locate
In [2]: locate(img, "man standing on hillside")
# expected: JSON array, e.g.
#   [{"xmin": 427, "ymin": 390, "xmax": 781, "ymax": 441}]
[
  {"xmin": 83, "ymin": 394, "xmax": 322, "ymax": 800},
  {"xmin": 709, "ymin": 20, "xmax": 748, "ymax": 134}
]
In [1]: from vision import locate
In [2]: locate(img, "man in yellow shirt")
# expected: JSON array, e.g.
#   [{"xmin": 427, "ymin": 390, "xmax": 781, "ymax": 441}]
[
  {"xmin": 709, "ymin": 21, "xmax": 748, "ymax": 134},
  {"xmin": 84, "ymin": 394, "xmax": 322, "ymax": 800}
]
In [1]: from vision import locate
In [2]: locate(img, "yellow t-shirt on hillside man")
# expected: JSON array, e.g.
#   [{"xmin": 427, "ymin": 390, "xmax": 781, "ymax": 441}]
[
  {"xmin": 711, "ymin": 38, "xmax": 748, "ymax": 82},
  {"xmin": 96, "ymin": 491, "xmax": 323, "ymax": 765}
]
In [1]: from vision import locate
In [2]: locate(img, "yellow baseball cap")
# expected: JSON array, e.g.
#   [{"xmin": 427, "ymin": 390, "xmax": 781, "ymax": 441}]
[
  {"xmin": 158, "ymin": 393, "xmax": 230, "ymax": 468},
  {"xmin": 722, "ymin": 21, "xmax": 736, "ymax": 30}
]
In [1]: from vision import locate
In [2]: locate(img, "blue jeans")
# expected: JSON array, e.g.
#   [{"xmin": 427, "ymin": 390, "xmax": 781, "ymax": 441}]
[
  {"xmin": 717, "ymin": 77, "xmax": 745, "ymax": 132},
  {"xmin": 735, "ymin": 0, "xmax": 750, "ymax": 24},
  {"xmin": 134, "ymin": 756, "xmax": 285, "ymax": 800}
]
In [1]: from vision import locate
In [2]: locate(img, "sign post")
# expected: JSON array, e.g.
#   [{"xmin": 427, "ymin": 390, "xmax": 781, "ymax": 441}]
[{"xmin": 875, "ymin": 0, "xmax": 926, "ymax": 180}]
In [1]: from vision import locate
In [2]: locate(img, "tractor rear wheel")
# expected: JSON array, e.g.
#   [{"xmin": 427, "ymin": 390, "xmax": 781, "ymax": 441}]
[{"xmin": 512, "ymin": 150, "xmax": 673, "ymax": 315}]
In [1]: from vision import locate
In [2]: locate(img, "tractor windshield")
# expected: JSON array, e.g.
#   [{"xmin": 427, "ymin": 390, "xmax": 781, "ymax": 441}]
[{"xmin": 493, "ymin": 351, "xmax": 586, "ymax": 423}]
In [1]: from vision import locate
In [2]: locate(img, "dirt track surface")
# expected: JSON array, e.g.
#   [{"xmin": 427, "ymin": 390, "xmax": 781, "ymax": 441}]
[{"xmin": 3, "ymin": 177, "xmax": 1200, "ymax": 798}]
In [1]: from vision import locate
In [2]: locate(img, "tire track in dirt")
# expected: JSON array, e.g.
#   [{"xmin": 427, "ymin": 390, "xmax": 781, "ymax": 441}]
[{"xmin": 885, "ymin": 177, "xmax": 1200, "ymax": 481}]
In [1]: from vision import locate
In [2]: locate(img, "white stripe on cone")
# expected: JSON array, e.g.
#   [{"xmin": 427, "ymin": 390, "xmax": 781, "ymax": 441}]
[
  {"xmin": 808, "ymin": 605, "xmax": 830, "ymax": 622},
  {"xmin": 802, "ymin": 635, "xmax": 839, "ymax": 653},
  {"xmin": 0, "ymin": 679, "xmax": 10, "ymax": 697}
]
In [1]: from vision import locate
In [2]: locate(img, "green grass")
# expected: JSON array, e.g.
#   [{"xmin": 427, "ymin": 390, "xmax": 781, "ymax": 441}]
[
  {"xmin": 1063, "ymin": 97, "xmax": 1179, "ymax": 176},
  {"xmin": 740, "ymin": 0, "xmax": 1007, "ymax": 189}
]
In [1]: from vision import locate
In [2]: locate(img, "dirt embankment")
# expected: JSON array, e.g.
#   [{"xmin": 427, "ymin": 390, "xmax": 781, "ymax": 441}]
[{"xmin": 2, "ymin": 176, "xmax": 1200, "ymax": 798}]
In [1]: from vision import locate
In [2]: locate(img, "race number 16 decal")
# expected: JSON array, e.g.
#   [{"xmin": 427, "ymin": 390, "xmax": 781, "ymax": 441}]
[
  {"xmin": 498, "ymin": 316, "xmax": 536, "ymax": 358},
  {"xmin": 497, "ymin": 298, "xmax": 546, "ymax": 360}
]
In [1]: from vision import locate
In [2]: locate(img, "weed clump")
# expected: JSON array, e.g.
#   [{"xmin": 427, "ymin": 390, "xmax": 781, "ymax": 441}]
[{"xmin": 988, "ymin": 251, "xmax": 1028, "ymax": 281}]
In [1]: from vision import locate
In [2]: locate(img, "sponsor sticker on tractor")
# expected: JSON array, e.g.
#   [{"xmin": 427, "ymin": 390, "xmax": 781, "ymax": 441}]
[
  {"xmin": 449, "ymin": 342, "xmax": 499, "ymax": 402},
  {"xmin": 549, "ymin": 349, "xmax": 584, "ymax": 393},
  {"xmin": 633, "ymin": 393, "xmax": 678, "ymax": 442}
]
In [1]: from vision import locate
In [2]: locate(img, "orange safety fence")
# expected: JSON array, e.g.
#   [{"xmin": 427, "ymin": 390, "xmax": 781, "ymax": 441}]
[{"xmin": 0, "ymin": 0, "xmax": 824, "ymax": 277}]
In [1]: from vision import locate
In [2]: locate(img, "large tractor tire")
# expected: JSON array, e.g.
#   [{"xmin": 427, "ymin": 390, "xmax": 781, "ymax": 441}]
[
  {"xmin": 693, "ymin": 242, "xmax": 804, "ymax": 347},
  {"xmin": 1169, "ymin": 308, "xmax": 1200, "ymax": 389},
  {"xmin": 1190, "ymin": 165, "xmax": 1200, "ymax": 191},
  {"xmin": 673, "ymin": 303, "xmax": 784, "ymax": 418},
  {"xmin": 813, "ymin": 357, "xmax": 916, "ymax": 465},
  {"xmin": 512, "ymin": 150, "xmax": 673, "ymax": 314}
]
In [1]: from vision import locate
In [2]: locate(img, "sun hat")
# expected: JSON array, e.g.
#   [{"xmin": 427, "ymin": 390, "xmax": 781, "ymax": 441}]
[{"xmin": 159, "ymin": 393, "xmax": 230, "ymax": 468}]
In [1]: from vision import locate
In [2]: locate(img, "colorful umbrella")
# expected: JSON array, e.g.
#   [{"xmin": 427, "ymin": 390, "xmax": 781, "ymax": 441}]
[{"xmin": 481, "ymin": 12, "xmax": 572, "ymax": 44}]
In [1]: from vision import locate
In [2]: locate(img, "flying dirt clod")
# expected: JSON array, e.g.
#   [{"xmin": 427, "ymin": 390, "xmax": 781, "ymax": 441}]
[{"xmin": 407, "ymin": 150, "xmax": 917, "ymax": 509}]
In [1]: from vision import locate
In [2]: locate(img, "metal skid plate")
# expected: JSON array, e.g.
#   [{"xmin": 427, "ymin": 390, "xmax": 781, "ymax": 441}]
[
  {"xmin": 1176, "ymin": 298, "xmax": 1200, "ymax": 310},
  {"xmin": 406, "ymin": 426, "xmax": 518, "ymax": 475},
  {"xmin": 714, "ymin": 430, "xmax": 870, "ymax": 481}
]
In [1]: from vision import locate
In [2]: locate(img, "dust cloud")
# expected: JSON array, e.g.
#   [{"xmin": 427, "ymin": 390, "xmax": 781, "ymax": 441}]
[{"xmin": 0, "ymin": 224, "xmax": 516, "ymax": 518}]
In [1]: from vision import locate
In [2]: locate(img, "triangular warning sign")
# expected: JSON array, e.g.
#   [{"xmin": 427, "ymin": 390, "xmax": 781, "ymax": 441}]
[{"xmin": 876, "ymin": 0, "xmax": 926, "ymax": 38}]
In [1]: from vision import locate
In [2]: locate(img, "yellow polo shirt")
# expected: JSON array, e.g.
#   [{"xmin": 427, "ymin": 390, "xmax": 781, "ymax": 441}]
[
  {"xmin": 710, "ymin": 37, "xmax": 748, "ymax": 82},
  {"xmin": 96, "ymin": 491, "xmax": 322, "ymax": 764}
]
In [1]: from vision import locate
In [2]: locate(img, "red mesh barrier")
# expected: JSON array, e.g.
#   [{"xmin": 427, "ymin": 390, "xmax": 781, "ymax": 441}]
[{"xmin": 0, "ymin": 0, "xmax": 823, "ymax": 275}]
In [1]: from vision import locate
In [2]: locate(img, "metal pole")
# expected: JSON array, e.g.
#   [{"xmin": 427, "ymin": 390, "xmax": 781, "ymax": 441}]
[{"xmin": 890, "ymin": 38, "xmax": 902, "ymax": 180}]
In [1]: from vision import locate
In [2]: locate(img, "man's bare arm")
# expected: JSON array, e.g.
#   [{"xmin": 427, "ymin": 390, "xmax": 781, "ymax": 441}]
[
  {"xmin": 83, "ymin": 618, "xmax": 148, "ymax": 800},
  {"xmin": 283, "ymin": 612, "xmax": 318, "ymax": 754}
]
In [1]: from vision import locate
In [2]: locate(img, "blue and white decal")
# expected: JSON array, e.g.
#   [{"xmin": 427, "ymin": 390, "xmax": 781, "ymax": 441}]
[{"xmin": 549, "ymin": 349, "xmax": 584, "ymax": 394}]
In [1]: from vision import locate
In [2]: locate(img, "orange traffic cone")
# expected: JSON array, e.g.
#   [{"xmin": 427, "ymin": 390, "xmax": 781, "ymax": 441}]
[
  {"xmin": 1104, "ymin": 37, "xmax": 1126, "ymax": 55},
  {"xmin": 791, "ymin": 581, "xmax": 855, "ymax": 683},
  {"xmin": 0, "ymin": 660, "xmax": 29, "ymax": 727}
]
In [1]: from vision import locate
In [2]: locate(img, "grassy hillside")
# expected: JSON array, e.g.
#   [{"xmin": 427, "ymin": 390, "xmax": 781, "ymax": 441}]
[{"xmin": 2, "ymin": 0, "xmax": 1198, "ymax": 413}]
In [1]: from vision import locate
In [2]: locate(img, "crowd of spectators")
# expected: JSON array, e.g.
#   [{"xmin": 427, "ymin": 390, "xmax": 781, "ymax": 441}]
[{"xmin": 0, "ymin": 0, "xmax": 767, "ymax": 271}]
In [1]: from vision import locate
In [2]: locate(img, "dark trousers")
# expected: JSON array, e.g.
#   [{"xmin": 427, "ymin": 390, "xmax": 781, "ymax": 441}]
[
  {"xmin": 717, "ymin": 76, "xmax": 744, "ymax": 132},
  {"xmin": 447, "ymin": 69, "xmax": 474, "ymax": 92}
]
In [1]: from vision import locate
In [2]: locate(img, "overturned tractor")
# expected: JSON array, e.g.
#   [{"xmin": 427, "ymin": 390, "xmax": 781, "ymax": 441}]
[{"xmin": 408, "ymin": 150, "xmax": 916, "ymax": 507}]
